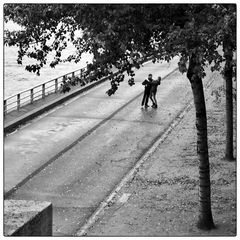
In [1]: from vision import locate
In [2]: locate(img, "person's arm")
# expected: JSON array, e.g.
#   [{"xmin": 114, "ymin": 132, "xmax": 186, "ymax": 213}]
[{"xmin": 142, "ymin": 79, "xmax": 148, "ymax": 85}]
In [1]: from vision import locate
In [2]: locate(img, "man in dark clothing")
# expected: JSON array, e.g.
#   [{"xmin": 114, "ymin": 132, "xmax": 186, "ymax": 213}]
[{"xmin": 141, "ymin": 74, "xmax": 153, "ymax": 108}]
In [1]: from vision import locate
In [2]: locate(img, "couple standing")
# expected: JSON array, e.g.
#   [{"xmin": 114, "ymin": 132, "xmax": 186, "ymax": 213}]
[{"xmin": 141, "ymin": 74, "xmax": 161, "ymax": 108}]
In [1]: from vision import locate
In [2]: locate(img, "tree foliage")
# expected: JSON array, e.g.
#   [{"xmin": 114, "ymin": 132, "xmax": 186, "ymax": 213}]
[{"xmin": 4, "ymin": 4, "xmax": 235, "ymax": 92}]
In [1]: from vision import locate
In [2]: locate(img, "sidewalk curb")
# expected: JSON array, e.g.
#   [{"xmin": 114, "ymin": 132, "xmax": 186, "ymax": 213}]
[{"xmin": 75, "ymin": 74, "xmax": 216, "ymax": 236}]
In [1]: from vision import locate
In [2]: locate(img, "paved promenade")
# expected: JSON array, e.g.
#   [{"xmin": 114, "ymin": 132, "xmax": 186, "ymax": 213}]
[
  {"xmin": 4, "ymin": 58, "xmax": 235, "ymax": 236},
  {"xmin": 4, "ymin": 58, "xmax": 179, "ymax": 196}
]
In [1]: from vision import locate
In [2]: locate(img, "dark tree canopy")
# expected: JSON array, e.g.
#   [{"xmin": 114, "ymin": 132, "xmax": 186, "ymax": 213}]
[{"xmin": 4, "ymin": 4, "xmax": 236, "ymax": 94}]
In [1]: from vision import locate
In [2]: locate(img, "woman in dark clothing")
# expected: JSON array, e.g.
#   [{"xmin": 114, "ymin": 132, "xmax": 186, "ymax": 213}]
[
  {"xmin": 141, "ymin": 74, "xmax": 153, "ymax": 108},
  {"xmin": 150, "ymin": 76, "xmax": 161, "ymax": 108}
]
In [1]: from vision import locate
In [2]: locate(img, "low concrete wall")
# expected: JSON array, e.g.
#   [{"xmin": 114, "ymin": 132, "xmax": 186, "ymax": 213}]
[
  {"xmin": 4, "ymin": 200, "xmax": 52, "ymax": 236},
  {"xmin": 4, "ymin": 71, "xmax": 117, "ymax": 135}
]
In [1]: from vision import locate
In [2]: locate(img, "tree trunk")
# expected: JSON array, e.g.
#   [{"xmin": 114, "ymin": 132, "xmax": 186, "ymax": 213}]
[
  {"xmin": 223, "ymin": 42, "xmax": 234, "ymax": 161},
  {"xmin": 187, "ymin": 54, "xmax": 215, "ymax": 230}
]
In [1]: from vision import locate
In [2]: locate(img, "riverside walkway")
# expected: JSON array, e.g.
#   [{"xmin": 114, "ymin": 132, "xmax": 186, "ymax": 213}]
[{"xmin": 4, "ymin": 58, "xmax": 213, "ymax": 236}]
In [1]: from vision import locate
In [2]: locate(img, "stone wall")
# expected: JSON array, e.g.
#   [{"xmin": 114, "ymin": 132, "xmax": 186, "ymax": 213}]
[{"xmin": 4, "ymin": 200, "xmax": 52, "ymax": 236}]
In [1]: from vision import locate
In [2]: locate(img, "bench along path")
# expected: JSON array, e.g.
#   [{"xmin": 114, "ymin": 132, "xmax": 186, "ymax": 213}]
[{"xmin": 4, "ymin": 58, "xmax": 212, "ymax": 236}]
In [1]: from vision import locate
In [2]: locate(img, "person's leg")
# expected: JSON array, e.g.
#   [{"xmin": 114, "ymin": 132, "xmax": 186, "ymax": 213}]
[
  {"xmin": 145, "ymin": 90, "xmax": 150, "ymax": 107},
  {"xmin": 142, "ymin": 90, "xmax": 146, "ymax": 106},
  {"xmin": 153, "ymin": 93, "xmax": 157, "ymax": 107},
  {"xmin": 150, "ymin": 92, "xmax": 155, "ymax": 106}
]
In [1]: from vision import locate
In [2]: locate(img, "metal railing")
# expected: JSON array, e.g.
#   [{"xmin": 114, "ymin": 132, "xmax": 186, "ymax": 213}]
[
  {"xmin": 4, "ymin": 66, "xmax": 88, "ymax": 115},
  {"xmin": 4, "ymin": 55, "xmax": 153, "ymax": 115}
]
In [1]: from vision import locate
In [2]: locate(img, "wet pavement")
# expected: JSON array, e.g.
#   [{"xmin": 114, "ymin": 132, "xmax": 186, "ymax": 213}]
[{"xmin": 4, "ymin": 58, "xmax": 203, "ymax": 235}]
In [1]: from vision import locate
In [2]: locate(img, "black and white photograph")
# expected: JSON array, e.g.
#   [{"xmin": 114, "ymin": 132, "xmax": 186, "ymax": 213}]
[{"xmin": 3, "ymin": 2, "xmax": 237, "ymax": 237}]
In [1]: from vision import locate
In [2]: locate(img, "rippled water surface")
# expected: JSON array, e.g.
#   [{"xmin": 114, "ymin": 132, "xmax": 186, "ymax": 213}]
[{"xmin": 4, "ymin": 45, "xmax": 93, "ymax": 98}]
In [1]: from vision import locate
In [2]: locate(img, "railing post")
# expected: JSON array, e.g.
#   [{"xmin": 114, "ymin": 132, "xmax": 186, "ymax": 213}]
[
  {"xmin": 4, "ymin": 100, "xmax": 6, "ymax": 115},
  {"xmin": 55, "ymin": 79, "xmax": 58, "ymax": 93},
  {"xmin": 4, "ymin": 66, "xmax": 97, "ymax": 115},
  {"xmin": 30, "ymin": 89, "xmax": 34, "ymax": 104},
  {"xmin": 17, "ymin": 94, "xmax": 20, "ymax": 110},
  {"xmin": 42, "ymin": 84, "xmax": 45, "ymax": 99}
]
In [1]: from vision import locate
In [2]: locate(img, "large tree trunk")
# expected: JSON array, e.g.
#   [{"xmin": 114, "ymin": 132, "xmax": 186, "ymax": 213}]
[
  {"xmin": 223, "ymin": 42, "xmax": 234, "ymax": 161},
  {"xmin": 187, "ymin": 54, "xmax": 215, "ymax": 230}
]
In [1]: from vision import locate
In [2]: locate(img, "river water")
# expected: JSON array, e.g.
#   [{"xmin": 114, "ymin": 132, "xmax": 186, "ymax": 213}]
[
  {"xmin": 4, "ymin": 21, "xmax": 93, "ymax": 99},
  {"xmin": 4, "ymin": 45, "xmax": 93, "ymax": 98}
]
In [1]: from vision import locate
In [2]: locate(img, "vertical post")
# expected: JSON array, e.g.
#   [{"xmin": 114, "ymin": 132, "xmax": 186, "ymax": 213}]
[
  {"xmin": 17, "ymin": 94, "xmax": 20, "ymax": 110},
  {"xmin": 30, "ymin": 89, "xmax": 34, "ymax": 104},
  {"xmin": 72, "ymin": 72, "xmax": 75, "ymax": 78},
  {"xmin": 42, "ymin": 84, "xmax": 45, "ymax": 99},
  {"xmin": 55, "ymin": 79, "xmax": 58, "ymax": 93},
  {"xmin": 79, "ymin": 69, "xmax": 82, "ymax": 85},
  {"xmin": 4, "ymin": 100, "xmax": 6, "ymax": 115}
]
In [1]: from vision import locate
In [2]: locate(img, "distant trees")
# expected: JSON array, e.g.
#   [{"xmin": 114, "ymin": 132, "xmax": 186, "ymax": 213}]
[
  {"xmin": 4, "ymin": 3, "xmax": 236, "ymax": 230},
  {"xmin": 220, "ymin": 5, "xmax": 236, "ymax": 161}
]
